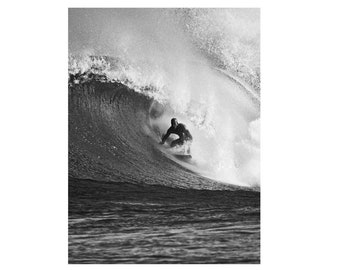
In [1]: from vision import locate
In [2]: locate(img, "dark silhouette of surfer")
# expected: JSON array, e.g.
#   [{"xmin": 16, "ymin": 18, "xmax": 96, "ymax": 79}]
[{"xmin": 160, "ymin": 118, "xmax": 193, "ymax": 148}]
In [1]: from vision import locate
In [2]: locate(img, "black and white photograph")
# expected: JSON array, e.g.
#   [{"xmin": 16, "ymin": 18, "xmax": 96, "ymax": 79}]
[
  {"xmin": 68, "ymin": 8, "xmax": 260, "ymax": 264},
  {"xmin": 4, "ymin": 1, "xmax": 340, "ymax": 269}
]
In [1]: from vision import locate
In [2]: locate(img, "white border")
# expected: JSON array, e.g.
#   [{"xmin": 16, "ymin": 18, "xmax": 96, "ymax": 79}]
[{"xmin": 1, "ymin": 0, "xmax": 340, "ymax": 269}]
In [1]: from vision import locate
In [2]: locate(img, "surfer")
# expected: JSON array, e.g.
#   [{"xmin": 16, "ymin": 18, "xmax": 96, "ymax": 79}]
[{"xmin": 160, "ymin": 118, "xmax": 193, "ymax": 148}]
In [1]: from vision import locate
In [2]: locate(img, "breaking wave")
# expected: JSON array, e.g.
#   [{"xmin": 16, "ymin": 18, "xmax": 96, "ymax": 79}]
[{"xmin": 68, "ymin": 8, "xmax": 260, "ymax": 188}]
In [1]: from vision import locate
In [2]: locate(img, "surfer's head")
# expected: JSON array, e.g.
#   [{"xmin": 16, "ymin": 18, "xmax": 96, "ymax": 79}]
[{"xmin": 171, "ymin": 118, "xmax": 178, "ymax": 128}]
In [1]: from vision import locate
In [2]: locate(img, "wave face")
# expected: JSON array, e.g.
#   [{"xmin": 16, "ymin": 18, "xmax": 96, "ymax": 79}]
[
  {"xmin": 69, "ymin": 8, "xmax": 260, "ymax": 188},
  {"xmin": 70, "ymin": 81, "xmax": 235, "ymax": 190}
]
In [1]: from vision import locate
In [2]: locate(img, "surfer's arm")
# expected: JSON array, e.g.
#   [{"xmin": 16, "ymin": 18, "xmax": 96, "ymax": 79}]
[{"xmin": 161, "ymin": 128, "xmax": 173, "ymax": 144}]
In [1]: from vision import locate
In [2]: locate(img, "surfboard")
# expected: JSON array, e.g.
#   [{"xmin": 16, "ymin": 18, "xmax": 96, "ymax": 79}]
[
  {"xmin": 159, "ymin": 135, "xmax": 192, "ymax": 160},
  {"xmin": 173, "ymin": 154, "xmax": 192, "ymax": 160}
]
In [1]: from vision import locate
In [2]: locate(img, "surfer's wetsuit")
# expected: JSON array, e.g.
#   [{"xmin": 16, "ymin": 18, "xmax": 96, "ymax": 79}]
[{"xmin": 161, "ymin": 122, "xmax": 193, "ymax": 148}]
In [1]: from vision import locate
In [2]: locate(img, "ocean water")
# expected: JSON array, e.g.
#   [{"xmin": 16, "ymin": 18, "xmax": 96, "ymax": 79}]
[
  {"xmin": 69, "ymin": 178, "xmax": 260, "ymax": 264},
  {"xmin": 68, "ymin": 8, "xmax": 260, "ymax": 263}
]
